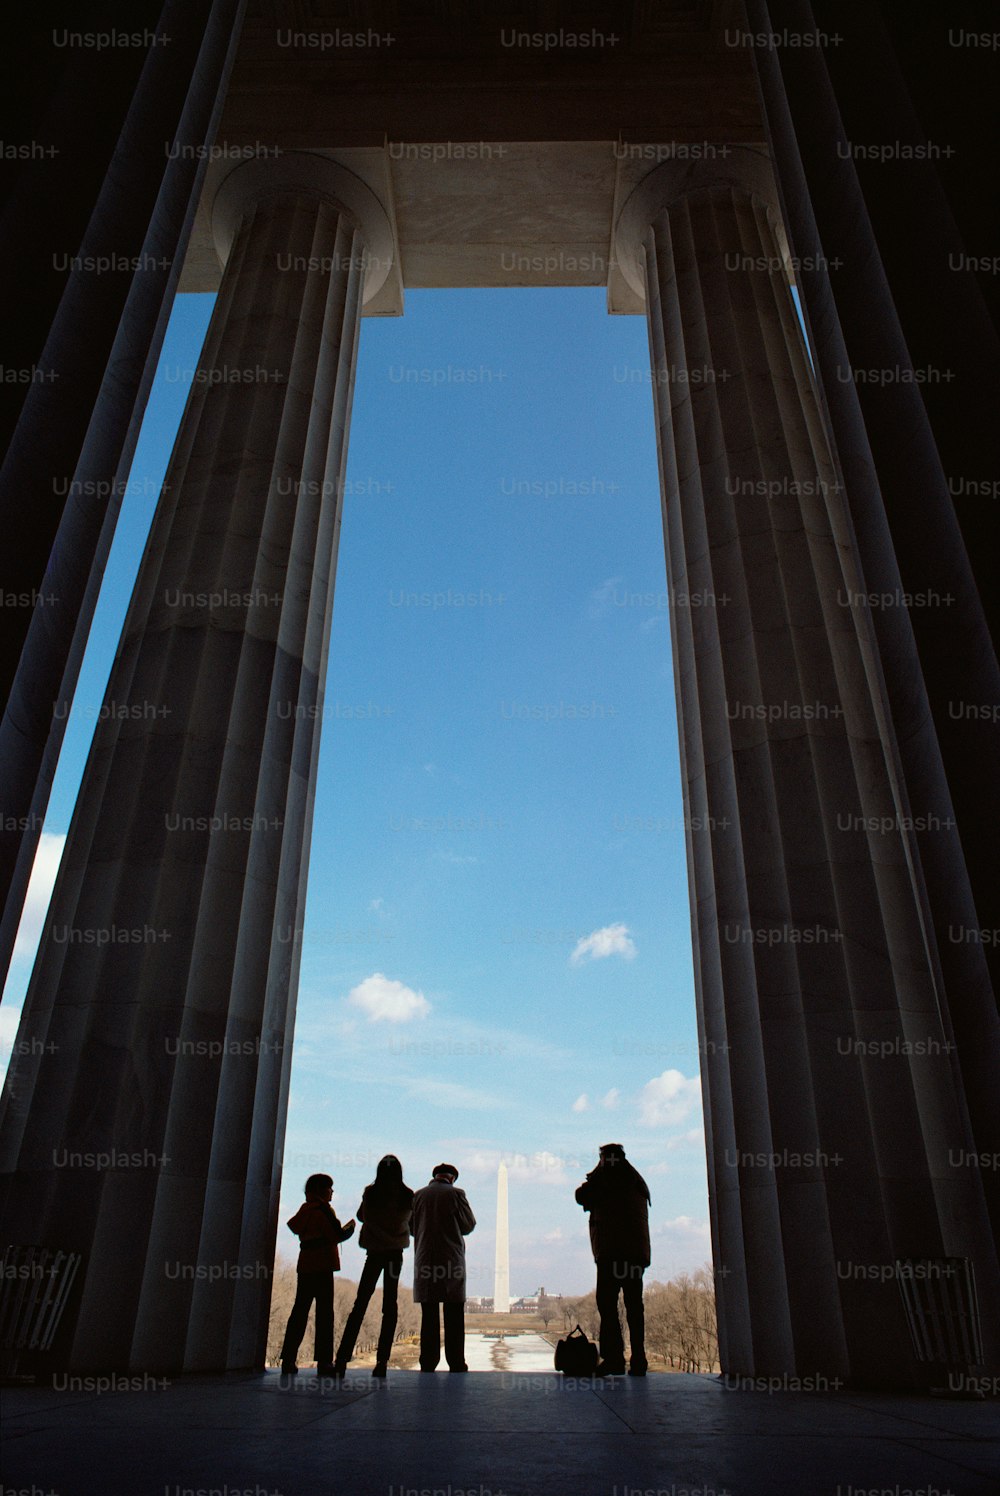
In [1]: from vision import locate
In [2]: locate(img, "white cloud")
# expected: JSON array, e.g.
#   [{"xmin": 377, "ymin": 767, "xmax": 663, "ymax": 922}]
[
  {"xmin": 347, "ymin": 973, "xmax": 430, "ymax": 1024},
  {"xmin": 638, "ymin": 1069, "xmax": 702, "ymax": 1128},
  {"xmin": 572, "ymin": 1093, "xmax": 589, "ymax": 1112},
  {"xmin": 2, "ymin": 830, "xmax": 68, "ymax": 1064},
  {"xmin": 11, "ymin": 832, "xmax": 66, "ymax": 963},
  {"xmin": 369, "ymin": 897, "xmax": 385, "ymax": 913},
  {"xmin": 600, "ymin": 1087, "xmax": 620, "ymax": 1110},
  {"xmin": 507, "ymin": 1149, "xmax": 568, "ymax": 1184},
  {"xmin": 569, "ymin": 922, "xmax": 636, "ymax": 966}
]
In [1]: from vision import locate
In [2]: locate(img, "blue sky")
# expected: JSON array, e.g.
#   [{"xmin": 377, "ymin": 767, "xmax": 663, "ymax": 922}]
[{"xmin": 1, "ymin": 286, "xmax": 711, "ymax": 1298}]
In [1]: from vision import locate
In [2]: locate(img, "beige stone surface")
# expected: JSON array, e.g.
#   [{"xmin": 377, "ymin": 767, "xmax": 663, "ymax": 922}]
[{"xmin": 178, "ymin": 0, "xmax": 762, "ymax": 303}]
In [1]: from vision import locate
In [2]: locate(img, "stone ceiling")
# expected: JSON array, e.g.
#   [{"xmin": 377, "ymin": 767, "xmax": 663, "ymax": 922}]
[{"xmin": 179, "ymin": 0, "xmax": 765, "ymax": 313}]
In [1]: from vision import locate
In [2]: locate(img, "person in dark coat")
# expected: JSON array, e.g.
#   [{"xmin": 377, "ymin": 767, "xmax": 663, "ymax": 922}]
[
  {"xmin": 279, "ymin": 1173, "xmax": 355, "ymax": 1375},
  {"xmin": 575, "ymin": 1142, "xmax": 650, "ymax": 1376},
  {"xmin": 411, "ymin": 1163, "xmax": 476, "ymax": 1371},
  {"xmin": 332, "ymin": 1154, "xmax": 414, "ymax": 1379}
]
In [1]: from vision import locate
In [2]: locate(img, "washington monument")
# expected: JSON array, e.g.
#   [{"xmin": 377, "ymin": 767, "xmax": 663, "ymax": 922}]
[{"xmin": 494, "ymin": 1162, "xmax": 510, "ymax": 1314}]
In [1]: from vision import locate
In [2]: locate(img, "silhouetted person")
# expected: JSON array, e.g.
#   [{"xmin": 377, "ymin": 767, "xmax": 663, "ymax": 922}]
[
  {"xmin": 332, "ymin": 1154, "xmax": 414, "ymax": 1379},
  {"xmin": 575, "ymin": 1142, "xmax": 650, "ymax": 1376},
  {"xmin": 279, "ymin": 1172, "xmax": 355, "ymax": 1375},
  {"xmin": 412, "ymin": 1162, "xmax": 476, "ymax": 1371}
]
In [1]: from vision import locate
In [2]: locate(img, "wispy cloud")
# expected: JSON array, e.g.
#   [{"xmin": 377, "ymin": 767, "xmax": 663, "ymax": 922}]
[
  {"xmin": 403, "ymin": 1077, "xmax": 503, "ymax": 1111},
  {"xmin": 569, "ymin": 922, "xmax": 636, "ymax": 966},
  {"xmin": 587, "ymin": 575, "xmax": 623, "ymax": 620},
  {"xmin": 665, "ymin": 1126, "xmax": 705, "ymax": 1152},
  {"xmin": 651, "ymin": 1215, "xmax": 712, "ymax": 1249},
  {"xmin": 572, "ymin": 1093, "xmax": 589, "ymax": 1112},
  {"xmin": 293, "ymin": 1000, "xmax": 574, "ymax": 1073},
  {"xmin": 461, "ymin": 1147, "xmax": 572, "ymax": 1187}
]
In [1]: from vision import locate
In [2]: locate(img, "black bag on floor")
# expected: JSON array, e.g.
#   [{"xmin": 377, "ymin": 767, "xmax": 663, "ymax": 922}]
[{"xmin": 554, "ymin": 1324, "xmax": 599, "ymax": 1375}]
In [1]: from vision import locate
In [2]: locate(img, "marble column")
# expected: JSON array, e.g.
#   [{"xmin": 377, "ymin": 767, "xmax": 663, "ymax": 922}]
[
  {"xmin": 0, "ymin": 154, "xmax": 394, "ymax": 1372},
  {"xmin": 0, "ymin": 0, "xmax": 247, "ymax": 986},
  {"xmin": 743, "ymin": 0, "xmax": 1000, "ymax": 1260},
  {"xmin": 614, "ymin": 148, "xmax": 1000, "ymax": 1388}
]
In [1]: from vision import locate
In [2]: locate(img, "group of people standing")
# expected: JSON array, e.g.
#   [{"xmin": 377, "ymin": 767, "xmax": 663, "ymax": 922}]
[
  {"xmin": 279, "ymin": 1157, "xmax": 476, "ymax": 1376},
  {"xmin": 279, "ymin": 1143, "xmax": 650, "ymax": 1379}
]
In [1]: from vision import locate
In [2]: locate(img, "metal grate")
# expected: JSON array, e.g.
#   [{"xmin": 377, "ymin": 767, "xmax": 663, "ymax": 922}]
[
  {"xmin": 896, "ymin": 1257, "xmax": 983, "ymax": 1367},
  {"xmin": 1, "ymin": 1245, "xmax": 83, "ymax": 1370}
]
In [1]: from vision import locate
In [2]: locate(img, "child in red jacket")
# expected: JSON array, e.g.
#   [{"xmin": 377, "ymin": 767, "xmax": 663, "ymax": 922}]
[{"xmin": 279, "ymin": 1173, "xmax": 355, "ymax": 1375}]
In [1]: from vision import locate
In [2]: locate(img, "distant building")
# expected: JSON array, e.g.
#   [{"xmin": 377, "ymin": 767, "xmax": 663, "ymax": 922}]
[{"xmin": 510, "ymin": 1286, "xmax": 561, "ymax": 1314}]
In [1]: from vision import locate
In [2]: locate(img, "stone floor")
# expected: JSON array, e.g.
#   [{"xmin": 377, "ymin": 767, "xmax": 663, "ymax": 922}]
[{"xmin": 3, "ymin": 1368, "xmax": 998, "ymax": 1496}]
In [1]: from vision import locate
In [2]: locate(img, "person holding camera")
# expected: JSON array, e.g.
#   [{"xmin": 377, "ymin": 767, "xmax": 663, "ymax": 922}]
[{"xmin": 575, "ymin": 1142, "xmax": 650, "ymax": 1376}]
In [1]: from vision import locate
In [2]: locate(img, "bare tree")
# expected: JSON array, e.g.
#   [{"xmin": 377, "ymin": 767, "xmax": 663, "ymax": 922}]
[
  {"xmin": 559, "ymin": 1297, "xmax": 579, "ymax": 1331},
  {"xmin": 266, "ymin": 1255, "xmax": 299, "ymax": 1365},
  {"xmin": 536, "ymin": 1292, "xmax": 558, "ymax": 1328},
  {"xmin": 640, "ymin": 1265, "xmax": 719, "ymax": 1373},
  {"xmin": 567, "ymin": 1290, "xmax": 600, "ymax": 1342},
  {"xmin": 266, "ymin": 1258, "xmax": 361, "ymax": 1367}
]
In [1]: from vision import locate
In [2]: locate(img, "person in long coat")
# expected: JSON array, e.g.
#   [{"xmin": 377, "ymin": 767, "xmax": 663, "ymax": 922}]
[
  {"xmin": 332, "ymin": 1154, "xmax": 413, "ymax": 1379},
  {"xmin": 575, "ymin": 1142, "xmax": 650, "ymax": 1376},
  {"xmin": 411, "ymin": 1162, "xmax": 476, "ymax": 1371}
]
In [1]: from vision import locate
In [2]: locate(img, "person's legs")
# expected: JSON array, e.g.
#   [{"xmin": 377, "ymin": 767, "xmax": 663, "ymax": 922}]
[
  {"xmin": 595, "ymin": 1260, "xmax": 626, "ymax": 1369},
  {"xmin": 280, "ymin": 1273, "xmax": 317, "ymax": 1367},
  {"xmin": 335, "ymin": 1253, "xmax": 383, "ymax": 1366},
  {"xmin": 622, "ymin": 1264, "xmax": 647, "ymax": 1371},
  {"xmin": 376, "ymin": 1252, "xmax": 403, "ymax": 1366},
  {"xmin": 313, "ymin": 1271, "xmax": 335, "ymax": 1367},
  {"xmin": 419, "ymin": 1302, "xmax": 441, "ymax": 1370},
  {"xmin": 443, "ymin": 1300, "xmax": 466, "ymax": 1370}
]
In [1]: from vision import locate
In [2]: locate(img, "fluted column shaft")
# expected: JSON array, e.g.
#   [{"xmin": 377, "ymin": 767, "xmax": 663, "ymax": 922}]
[
  {"xmin": 0, "ymin": 156, "xmax": 392, "ymax": 1372},
  {"xmin": 0, "ymin": 0, "xmax": 247, "ymax": 985},
  {"xmin": 616, "ymin": 148, "xmax": 999, "ymax": 1388},
  {"xmin": 743, "ymin": 0, "xmax": 1000, "ymax": 1254}
]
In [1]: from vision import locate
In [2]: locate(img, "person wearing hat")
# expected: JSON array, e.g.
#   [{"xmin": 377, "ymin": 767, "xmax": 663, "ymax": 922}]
[
  {"xmin": 411, "ymin": 1162, "xmax": 476, "ymax": 1371},
  {"xmin": 575, "ymin": 1142, "xmax": 651, "ymax": 1376}
]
